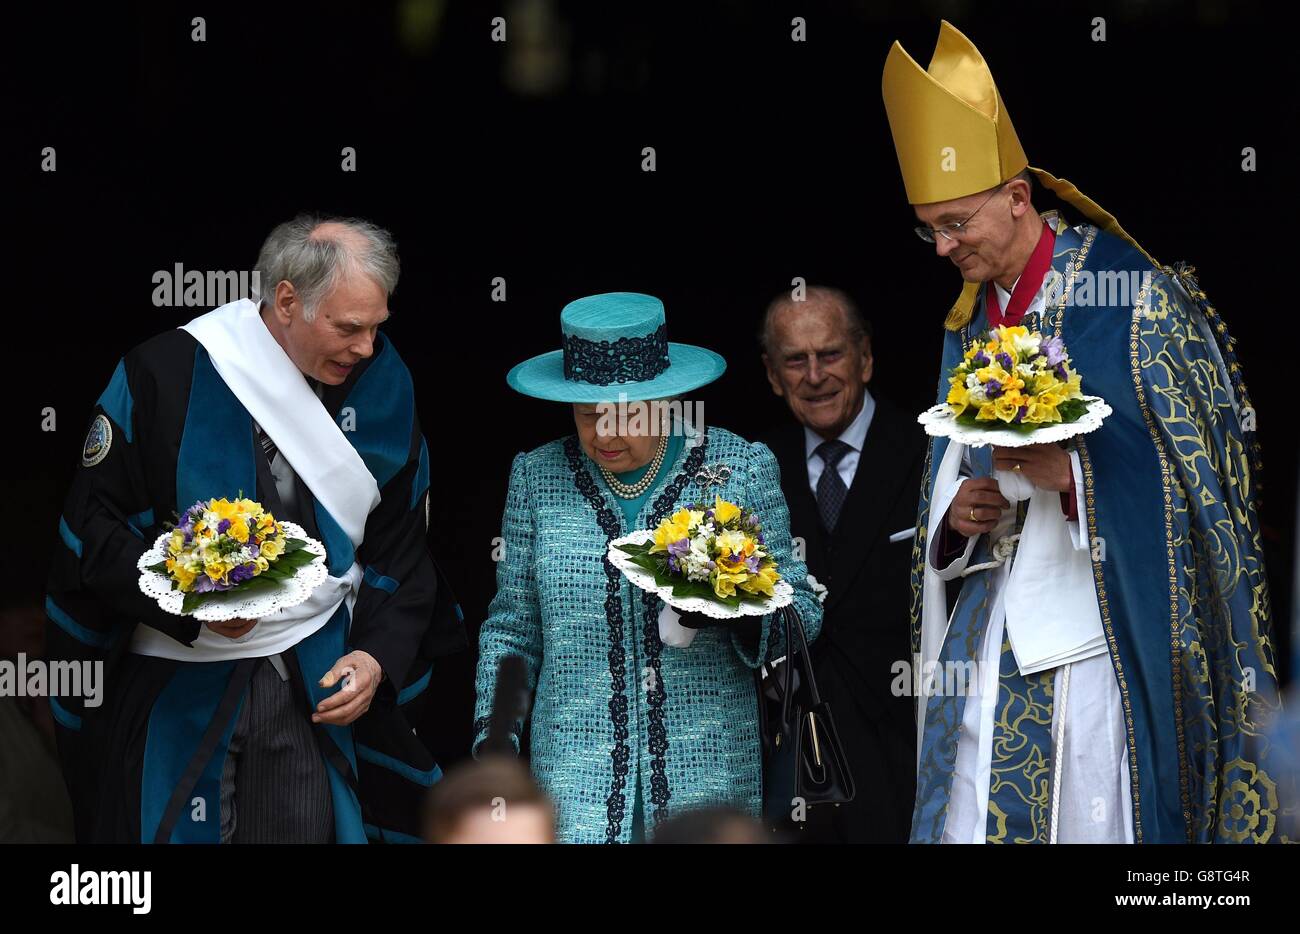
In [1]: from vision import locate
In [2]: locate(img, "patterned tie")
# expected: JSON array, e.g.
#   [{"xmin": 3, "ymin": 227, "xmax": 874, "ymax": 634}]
[
  {"xmin": 814, "ymin": 439, "xmax": 853, "ymax": 533},
  {"xmin": 258, "ymin": 428, "xmax": 278, "ymax": 468}
]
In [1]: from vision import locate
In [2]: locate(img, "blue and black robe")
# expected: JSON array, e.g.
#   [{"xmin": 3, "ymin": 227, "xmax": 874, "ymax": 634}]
[{"xmin": 46, "ymin": 325, "xmax": 464, "ymax": 843}]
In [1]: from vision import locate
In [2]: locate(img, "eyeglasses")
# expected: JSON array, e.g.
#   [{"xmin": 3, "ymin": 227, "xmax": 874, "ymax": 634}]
[{"xmin": 913, "ymin": 184, "xmax": 1006, "ymax": 244}]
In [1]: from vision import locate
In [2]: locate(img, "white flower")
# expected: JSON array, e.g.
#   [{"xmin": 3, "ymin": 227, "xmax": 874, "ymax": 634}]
[
  {"xmin": 1010, "ymin": 330, "xmax": 1040, "ymax": 355},
  {"xmin": 681, "ymin": 536, "xmax": 713, "ymax": 582}
]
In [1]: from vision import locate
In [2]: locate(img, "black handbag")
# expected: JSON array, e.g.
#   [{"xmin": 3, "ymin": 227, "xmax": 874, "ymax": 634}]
[{"xmin": 756, "ymin": 604, "xmax": 855, "ymax": 829}]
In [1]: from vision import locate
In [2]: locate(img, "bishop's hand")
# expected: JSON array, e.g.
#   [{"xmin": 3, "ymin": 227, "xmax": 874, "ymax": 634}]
[
  {"xmin": 992, "ymin": 443, "xmax": 1072, "ymax": 493},
  {"xmin": 947, "ymin": 477, "xmax": 1008, "ymax": 537}
]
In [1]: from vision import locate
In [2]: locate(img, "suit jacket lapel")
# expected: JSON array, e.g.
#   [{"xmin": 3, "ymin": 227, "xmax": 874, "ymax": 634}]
[
  {"xmin": 770, "ymin": 425, "xmax": 827, "ymax": 577},
  {"xmin": 824, "ymin": 403, "xmax": 906, "ymax": 614}
]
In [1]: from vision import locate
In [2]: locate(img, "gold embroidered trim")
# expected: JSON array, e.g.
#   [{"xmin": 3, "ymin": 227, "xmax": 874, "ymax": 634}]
[{"xmin": 1128, "ymin": 272, "xmax": 1193, "ymax": 841}]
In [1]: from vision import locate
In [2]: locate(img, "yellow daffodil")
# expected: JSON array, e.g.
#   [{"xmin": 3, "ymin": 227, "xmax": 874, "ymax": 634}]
[
  {"xmin": 992, "ymin": 395, "xmax": 1023, "ymax": 423},
  {"xmin": 711, "ymin": 569, "xmax": 748, "ymax": 599},
  {"xmin": 1025, "ymin": 401, "xmax": 1061, "ymax": 423},
  {"xmin": 209, "ymin": 498, "xmax": 238, "ymax": 522},
  {"xmin": 651, "ymin": 513, "xmax": 692, "ymax": 553},
  {"xmin": 713, "ymin": 496, "xmax": 741, "ymax": 525},
  {"xmin": 738, "ymin": 565, "xmax": 780, "ymax": 597},
  {"xmin": 172, "ymin": 561, "xmax": 199, "ymax": 592},
  {"xmin": 946, "ymin": 379, "xmax": 969, "ymax": 416}
]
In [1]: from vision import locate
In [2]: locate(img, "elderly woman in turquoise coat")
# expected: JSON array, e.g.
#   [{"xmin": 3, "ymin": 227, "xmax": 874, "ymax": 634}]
[{"xmin": 474, "ymin": 292, "xmax": 822, "ymax": 843}]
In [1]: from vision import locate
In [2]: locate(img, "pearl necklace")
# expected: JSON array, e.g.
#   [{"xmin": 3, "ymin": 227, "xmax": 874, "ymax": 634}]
[{"xmin": 599, "ymin": 433, "xmax": 669, "ymax": 499}]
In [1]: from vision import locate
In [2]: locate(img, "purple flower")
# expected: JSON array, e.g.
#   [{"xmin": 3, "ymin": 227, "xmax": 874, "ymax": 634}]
[
  {"xmin": 972, "ymin": 351, "xmax": 990, "ymax": 367},
  {"xmin": 996, "ymin": 351, "xmax": 1015, "ymax": 371},
  {"xmin": 667, "ymin": 538, "xmax": 690, "ymax": 558},
  {"xmin": 667, "ymin": 556, "xmax": 680, "ymax": 573},
  {"xmin": 218, "ymin": 518, "xmax": 231, "ymax": 534},
  {"xmin": 193, "ymin": 576, "xmax": 217, "ymax": 593},
  {"xmin": 745, "ymin": 554, "xmax": 761, "ymax": 573},
  {"xmin": 984, "ymin": 378, "xmax": 1003, "ymax": 399},
  {"xmin": 228, "ymin": 563, "xmax": 255, "ymax": 584},
  {"xmin": 1054, "ymin": 363, "xmax": 1068, "ymax": 382},
  {"xmin": 1014, "ymin": 405, "xmax": 1027, "ymax": 423},
  {"xmin": 1040, "ymin": 336, "xmax": 1067, "ymax": 367}
]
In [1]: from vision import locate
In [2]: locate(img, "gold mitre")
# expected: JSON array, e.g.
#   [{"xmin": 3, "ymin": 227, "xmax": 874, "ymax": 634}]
[
  {"xmin": 882, "ymin": 21, "xmax": 1154, "ymax": 328},
  {"xmin": 882, "ymin": 20, "xmax": 1026, "ymax": 205}
]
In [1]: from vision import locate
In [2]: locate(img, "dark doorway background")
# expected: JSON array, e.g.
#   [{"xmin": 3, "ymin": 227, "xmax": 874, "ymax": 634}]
[{"xmin": 11, "ymin": 0, "xmax": 1294, "ymax": 770}]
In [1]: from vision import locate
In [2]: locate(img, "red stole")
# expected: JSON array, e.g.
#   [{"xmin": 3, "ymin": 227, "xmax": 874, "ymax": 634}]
[{"xmin": 986, "ymin": 222, "xmax": 1055, "ymax": 328}]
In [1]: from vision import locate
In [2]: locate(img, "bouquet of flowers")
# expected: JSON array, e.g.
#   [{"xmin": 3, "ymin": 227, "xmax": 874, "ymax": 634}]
[
  {"xmin": 607, "ymin": 495, "xmax": 794, "ymax": 619},
  {"xmin": 138, "ymin": 497, "xmax": 325, "ymax": 618},
  {"xmin": 918, "ymin": 325, "xmax": 1110, "ymax": 447}
]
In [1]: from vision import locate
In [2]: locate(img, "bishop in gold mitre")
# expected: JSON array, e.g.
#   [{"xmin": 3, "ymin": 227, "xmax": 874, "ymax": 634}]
[{"xmin": 887, "ymin": 21, "xmax": 1285, "ymax": 844}]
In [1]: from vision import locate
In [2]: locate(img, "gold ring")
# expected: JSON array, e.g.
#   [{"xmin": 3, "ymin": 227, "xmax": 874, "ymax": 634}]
[
  {"xmin": 969, "ymin": 507, "xmax": 977, "ymax": 521},
  {"xmin": 1012, "ymin": 464, "xmax": 1021, "ymax": 471}
]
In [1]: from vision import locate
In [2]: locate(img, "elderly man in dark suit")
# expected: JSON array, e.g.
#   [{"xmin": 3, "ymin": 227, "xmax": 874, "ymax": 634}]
[{"xmin": 760, "ymin": 285, "xmax": 923, "ymax": 843}]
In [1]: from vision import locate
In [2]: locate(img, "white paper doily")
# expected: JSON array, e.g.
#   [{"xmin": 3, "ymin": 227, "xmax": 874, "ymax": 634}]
[
  {"xmin": 137, "ymin": 521, "xmax": 328, "ymax": 621},
  {"xmin": 917, "ymin": 395, "xmax": 1112, "ymax": 448},
  {"xmin": 606, "ymin": 529, "xmax": 794, "ymax": 620}
]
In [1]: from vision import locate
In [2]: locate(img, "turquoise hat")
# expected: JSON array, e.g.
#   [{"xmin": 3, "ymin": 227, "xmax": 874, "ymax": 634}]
[{"xmin": 506, "ymin": 292, "xmax": 727, "ymax": 402}]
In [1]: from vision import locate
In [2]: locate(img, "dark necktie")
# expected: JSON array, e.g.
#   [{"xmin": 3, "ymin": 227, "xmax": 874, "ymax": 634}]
[
  {"xmin": 815, "ymin": 439, "xmax": 853, "ymax": 533},
  {"xmin": 258, "ymin": 379, "xmax": 321, "ymax": 468},
  {"xmin": 259, "ymin": 428, "xmax": 278, "ymax": 468}
]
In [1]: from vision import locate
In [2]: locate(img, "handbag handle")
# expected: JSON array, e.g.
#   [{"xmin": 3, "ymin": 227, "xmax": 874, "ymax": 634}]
[{"xmin": 786, "ymin": 605, "xmax": 824, "ymax": 708}]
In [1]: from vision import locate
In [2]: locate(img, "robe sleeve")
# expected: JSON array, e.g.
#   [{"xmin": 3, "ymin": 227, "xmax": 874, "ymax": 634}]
[
  {"xmin": 348, "ymin": 409, "xmax": 453, "ymax": 700},
  {"xmin": 472, "ymin": 452, "xmax": 543, "ymax": 755},
  {"xmin": 730, "ymin": 441, "xmax": 823, "ymax": 668},
  {"xmin": 47, "ymin": 355, "xmax": 201, "ymax": 650},
  {"xmin": 1135, "ymin": 267, "xmax": 1285, "ymax": 840},
  {"xmin": 928, "ymin": 450, "xmax": 978, "ymax": 578}
]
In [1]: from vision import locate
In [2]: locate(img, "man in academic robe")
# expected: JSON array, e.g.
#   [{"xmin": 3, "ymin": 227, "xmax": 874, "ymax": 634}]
[
  {"xmin": 761, "ymin": 286, "xmax": 924, "ymax": 842},
  {"xmin": 883, "ymin": 21, "xmax": 1284, "ymax": 842},
  {"xmin": 46, "ymin": 215, "xmax": 463, "ymax": 843}
]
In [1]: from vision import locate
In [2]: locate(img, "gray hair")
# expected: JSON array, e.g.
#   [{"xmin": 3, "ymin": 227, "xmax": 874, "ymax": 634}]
[
  {"xmin": 759, "ymin": 285, "xmax": 872, "ymax": 356},
  {"xmin": 254, "ymin": 214, "xmax": 400, "ymax": 321}
]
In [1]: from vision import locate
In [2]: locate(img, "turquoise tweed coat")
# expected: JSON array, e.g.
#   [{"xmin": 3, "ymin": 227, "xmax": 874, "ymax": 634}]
[{"xmin": 474, "ymin": 426, "xmax": 822, "ymax": 843}]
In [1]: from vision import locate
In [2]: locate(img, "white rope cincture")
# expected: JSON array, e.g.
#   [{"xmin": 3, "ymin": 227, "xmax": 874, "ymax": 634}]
[
  {"xmin": 960, "ymin": 533, "xmax": 1020, "ymax": 577},
  {"xmin": 1048, "ymin": 662, "xmax": 1072, "ymax": 844}
]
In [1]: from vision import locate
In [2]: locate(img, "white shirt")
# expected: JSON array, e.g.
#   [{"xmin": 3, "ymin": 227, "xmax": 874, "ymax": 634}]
[
  {"xmin": 805, "ymin": 389, "xmax": 875, "ymax": 495},
  {"xmin": 992, "ymin": 277, "xmax": 1016, "ymax": 314}
]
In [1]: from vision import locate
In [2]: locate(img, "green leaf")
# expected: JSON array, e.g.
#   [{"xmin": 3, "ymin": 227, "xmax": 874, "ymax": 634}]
[{"xmin": 629, "ymin": 554, "xmax": 663, "ymax": 576}]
